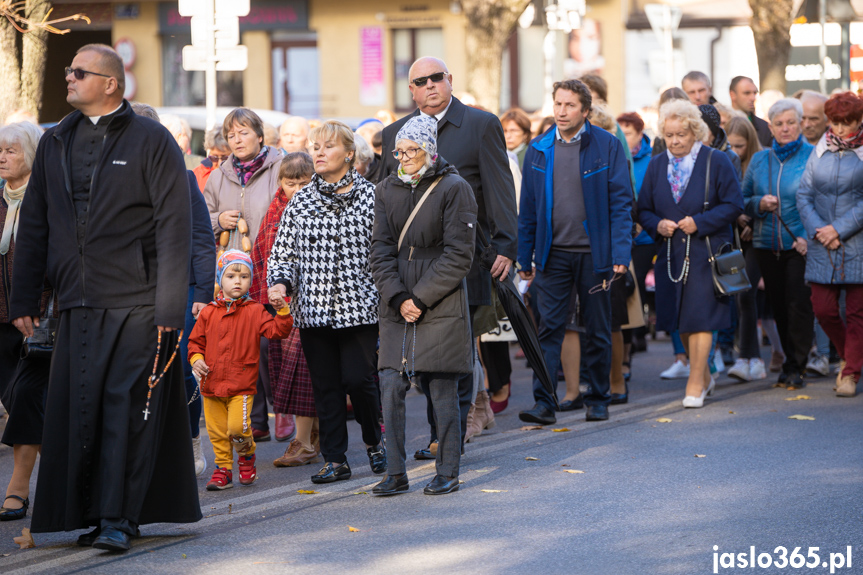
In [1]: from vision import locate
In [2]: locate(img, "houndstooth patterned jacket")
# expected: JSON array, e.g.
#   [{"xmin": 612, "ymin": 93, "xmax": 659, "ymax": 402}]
[{"xmin": 267, "ymin": 173, "xmax": 379, "ymax": 329}]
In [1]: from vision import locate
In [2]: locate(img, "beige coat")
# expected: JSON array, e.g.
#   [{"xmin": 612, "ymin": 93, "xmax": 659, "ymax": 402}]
[{"xmin": 203, "ymin": 146, "xmax": 283, "ymax": 246}]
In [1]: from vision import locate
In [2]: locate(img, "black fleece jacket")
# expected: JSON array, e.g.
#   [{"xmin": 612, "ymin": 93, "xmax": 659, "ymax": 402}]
[{"xmin": 10, "ymin": 101, "xmax": 191, "ymax": 328}]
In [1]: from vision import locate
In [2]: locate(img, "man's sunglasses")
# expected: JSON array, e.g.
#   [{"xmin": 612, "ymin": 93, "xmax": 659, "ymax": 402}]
[
  {"xmin": 411, "ymin": 72, "xmax": 446, "ymax": 87},
  {"xmin": 65, "ymin": 67, "xmax": 111, "ymax": 81}
]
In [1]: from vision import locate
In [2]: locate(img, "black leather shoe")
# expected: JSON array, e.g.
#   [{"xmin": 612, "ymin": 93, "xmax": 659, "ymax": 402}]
[
  {"xmin": 518, "ymin": 405, "xmax": 556, "ymax": 425},
  {"xmin": 0, "ymin": 495, "xmax": 28, "ymax": 521},
  {"xmin": 92, "ymin": 526, "xmax": 132, "ymax": 552},
  {"xmin": 423, "ymin": 474, "xmax": 460, "ymax": 495},
  {"xmin": 311, "ymin": 461, "xmax": 352, "ymax": 484},
  {"xmin": 611, "ymin": 383, "xmax": 629, "ymax": 405},
  {"xmin": 559, "ymin": 396, "xmax": 584, "ymax": 411},
  {"xmin": 585, "ymin": 404, "xmax": 609, "ymax": 421},
  {"xmin": 786, "ymin": 372, "xmax": 805, "ymax": 390},
  {"xmin": 77, "ymin": 527, "xmax": 101, "ymax": 547},
  {"xmin": 777, "ymin": 371, "xmax": 790, "ymax": 384},
  {"xmin": 414, "ymin": 448, "xmax": 434, "ymax": 460},
  {"xmin": 372, "ymin": 473, "xmax": 409, "ymax": 495},
  {"xmin": 367, "ymin": 444, "xmax": 387, "ymax": 474}
]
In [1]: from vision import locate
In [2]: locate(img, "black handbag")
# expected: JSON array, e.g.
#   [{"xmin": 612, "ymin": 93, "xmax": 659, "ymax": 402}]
[
  {"xmin": 702, "ymin": 149, "xmax": 751, "ymax": 297},
  {"xmin": 21, "ymin": 295, "xmax": 57, "ymax": 360}
]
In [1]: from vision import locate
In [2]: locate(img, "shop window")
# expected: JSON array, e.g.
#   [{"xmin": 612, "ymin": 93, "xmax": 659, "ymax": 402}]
[
  {"xmin": 161, "ymin": 35, "xmax": 243, "ymax": 107},
  {"xmin": 272, "ymin": 39, "xmax": 319, "ymax": 118},
  {"xmin": 392, "ymin": 28, "xmax": 444, "ymax": 112}
]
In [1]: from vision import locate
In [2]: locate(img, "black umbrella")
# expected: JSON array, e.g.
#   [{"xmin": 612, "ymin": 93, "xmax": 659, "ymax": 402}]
[{"xmin": 476, "ymin": 231, "xmax": 559, "ymax": 409}]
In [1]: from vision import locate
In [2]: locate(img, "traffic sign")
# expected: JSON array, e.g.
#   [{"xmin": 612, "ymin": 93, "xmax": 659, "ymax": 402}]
[
  {"xmin": 182, "ymin": 45, "xmax": 248, "ymax": 71},
  {"xmin": 178, "ymin": 0, "xmax": 249, "ymax": 17},
  {"xmin": 190, "ymin": 15, "xmax": 239, "ymax": 49}
]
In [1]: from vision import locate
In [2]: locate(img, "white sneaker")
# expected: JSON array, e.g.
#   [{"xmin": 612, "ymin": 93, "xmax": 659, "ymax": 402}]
[
  {"xmin": 192, "ymin": 435, "xmax": 207, "ymax": 476},
  {"xmin": 748, "ymin": 358, "xmax": 767, "ymax": 381},
  {"xmin": 712, "ymin": 352, "xmax": 726, "ymax": 374},
  {"xmin": 660, "ymin": 359, "xmax": 690, "ymax": 379},
  {"xmin": 727, "ymin": 358, "xmax": 751, "ymax": 382},
  {"xmin": 806, "ymin": 354, "xmax": 830, "ymax": 376}
]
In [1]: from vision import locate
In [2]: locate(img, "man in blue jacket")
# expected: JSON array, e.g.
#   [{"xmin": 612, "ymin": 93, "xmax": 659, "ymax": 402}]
[{"xmin": 518, "ymin": 79, "xmax": 633, "ymax": 424}]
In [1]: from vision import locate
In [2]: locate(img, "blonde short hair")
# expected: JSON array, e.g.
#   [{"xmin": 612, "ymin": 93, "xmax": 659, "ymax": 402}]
[
  {"xmin": 589, "ymin": 103, "xmax": 616, "ymax": 132},
  {"xmin": 309, "ymin": 120, "xmax": 356, "ymax": 168},
  {"xmin": 658, "ymin": 100, "xmax": 711, "ymax": 142}
]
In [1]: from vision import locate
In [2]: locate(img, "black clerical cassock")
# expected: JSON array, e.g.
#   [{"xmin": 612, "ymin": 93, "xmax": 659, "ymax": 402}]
[{"xmin": 10, "ymin": 101, "xmax": 202, "ymax": 535}]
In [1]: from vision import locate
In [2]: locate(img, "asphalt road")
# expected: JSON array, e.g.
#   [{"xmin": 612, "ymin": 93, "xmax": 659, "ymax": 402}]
[{"xmin": 0, "ymin": 339, "xmax": 861, "ymax": 575}]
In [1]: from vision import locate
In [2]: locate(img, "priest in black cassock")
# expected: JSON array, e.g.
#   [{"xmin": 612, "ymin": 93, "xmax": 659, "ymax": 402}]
[{"xmin": 10, "ymin": 44, "xmax": 202, "ymax": 552}]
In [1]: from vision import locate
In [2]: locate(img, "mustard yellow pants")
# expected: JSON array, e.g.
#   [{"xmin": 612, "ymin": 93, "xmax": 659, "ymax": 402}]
[{"xmin": 203, "ymin": 394, "xmax": 256, "ymax": 470}]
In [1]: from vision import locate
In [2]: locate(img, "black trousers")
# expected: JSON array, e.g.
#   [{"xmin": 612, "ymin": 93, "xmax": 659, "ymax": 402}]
[
  {"xmin": 300, "ymin": 324, "xmax": 381, "ymax": 464},
  {"xmin": 0, "ymin": 323, "xmax": 23, "ymax": 410},
  {"xmin": 755, "ymin": 249, "xmax": 814, "ymax": 373},
  {"xmin": 736, "ymin": 242, "xmax": 763, "ymax": 359},
  {"xmin": 479, "ymin": 341, "xmax": 512, "ymax": 394}
]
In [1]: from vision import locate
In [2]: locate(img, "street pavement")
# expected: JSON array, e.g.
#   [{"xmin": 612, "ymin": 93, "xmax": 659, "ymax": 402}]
[{"xmin": 0, "ymin": 338, "xmax": 860, "ymax": 575}]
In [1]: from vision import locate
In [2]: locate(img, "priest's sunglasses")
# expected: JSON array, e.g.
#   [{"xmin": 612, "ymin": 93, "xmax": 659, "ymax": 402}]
[
  {"xmin": 411, "ymin": 72, "xmax": 446, "ymax": 87},
  {"xmin": 392, "ymin": 147, "xmax": 422, "ymax": 160},
  {"xmin": 65, "ymin": 67, "xmax": 112, "ymax": 80}
]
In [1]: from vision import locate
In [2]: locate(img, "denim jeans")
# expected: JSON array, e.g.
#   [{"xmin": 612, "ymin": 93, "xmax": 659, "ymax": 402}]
[
  {"xmin": 533, "ymin": 250, "xmax": 611, "ymax": 410},
  {"xmin": 179, "ymin": 286, "xmax": 202, "ymax": 438}
]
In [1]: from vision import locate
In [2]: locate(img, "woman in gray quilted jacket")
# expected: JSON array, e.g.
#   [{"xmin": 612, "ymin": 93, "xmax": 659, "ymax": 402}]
[{"xmin": 797, "ymin": 91, "xmax": 863, "ymax": 397}]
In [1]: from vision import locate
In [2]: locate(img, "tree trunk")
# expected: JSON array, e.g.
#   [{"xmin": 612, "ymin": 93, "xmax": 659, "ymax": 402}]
[
  {"xmin": 0, "ymin": 16, "xmax": 22, "ymax": 122},
  {"xmin": 749, "ymin": 0, "xmax": 794, "ymax": 93},
  {"xmin": 462, "ymin": 0, "xmax": 531, "ymax": 114},
  {"xmin": 20, "ymin": 0, "xmax": 51, "ymax": 119}
]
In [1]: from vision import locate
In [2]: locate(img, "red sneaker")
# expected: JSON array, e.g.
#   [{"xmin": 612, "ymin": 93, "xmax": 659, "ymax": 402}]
[
  {"xmin": 206, "ymin": 467, "xmax": 233, "ymax": 491},
  {"xmin": 238, "ymin": 454, "xmax": 257, "ymax": 485}
]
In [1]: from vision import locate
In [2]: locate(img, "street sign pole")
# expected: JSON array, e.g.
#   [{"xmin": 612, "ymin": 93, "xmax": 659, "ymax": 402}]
[
  {"xmin": 645, "ymin": 4, "xmax": 682, "ymax": 87},
  {"xmin": 205, "ymin": 0, "xmax": 217, "ymax": 132}
]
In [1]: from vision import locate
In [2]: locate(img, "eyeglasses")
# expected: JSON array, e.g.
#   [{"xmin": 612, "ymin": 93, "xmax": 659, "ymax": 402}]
[
  {"xmin": 392, "ymin": 148, "xmax": 422, "ymax": 160},
  {"xmin": 208, "ymin": 154, "xmax": 230, "ymax": 164},
  {"xmin": 410, "ymin": 72, "xmax": 446, "ymax": 88},
  {"xmin": 65, "ymin": 67, "xmax": 111, "ymax": 81}
]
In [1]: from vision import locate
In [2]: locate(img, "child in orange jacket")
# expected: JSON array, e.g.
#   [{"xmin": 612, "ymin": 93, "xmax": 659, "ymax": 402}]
[{"xmin": 189, "ymin": 250, "xmax": 293, "ymax": 490}]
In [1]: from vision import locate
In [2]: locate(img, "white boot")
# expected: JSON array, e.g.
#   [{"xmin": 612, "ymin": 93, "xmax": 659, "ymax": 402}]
[{"xmin": 192, "ymin": 435, "xmax": 207, "ymax": 476}]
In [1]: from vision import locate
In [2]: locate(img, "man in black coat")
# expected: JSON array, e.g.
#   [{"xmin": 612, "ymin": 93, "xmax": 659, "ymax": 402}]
[
  {"xmin": 380, "ymin": 57, "xmax": 518, "ymax": 454},
  {"xmin": 729, "ymin": 76, "xmax": 773, "ymax": 148},
  {"xmin": 10, "ymin": 44, "xmax": 201, "ymax": 551}
]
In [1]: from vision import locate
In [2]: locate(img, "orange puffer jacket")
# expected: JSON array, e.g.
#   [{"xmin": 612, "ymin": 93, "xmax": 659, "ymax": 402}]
[{"xmin": 188, "ymin": 298, "xmax": 293, "ymax": 397}]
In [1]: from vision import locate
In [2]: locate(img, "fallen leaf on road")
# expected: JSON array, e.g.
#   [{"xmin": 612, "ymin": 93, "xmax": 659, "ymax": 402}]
[
  {"xmin": 480, "ymin": 489, "xmax": 506, "ymax": 493},
  {"xmin": 525, "ymin": 456, "xmax": 539, "ymax": 461},
  {"xmin": 552, "ymin": 428, "xmax": 571, "ymax": 432},
  {"xmin": 656, "ymin": 418, "xmax": 673, "ymax": 423},
  {"xmin": 458, "ymin": 480, "xmax": 465, "ymax": 484},
  {"xmin": 1, "ymin": 553, "xmax": 10, "ymax": 557},
  {"xmin": 353, "ymin": 491, "xmax": 368, "ymax": 495},
  {"xmin": 472, "ymin": 468, "xmax": 493, "ymax": 473},
  {"xmin": 694, "ymin": 454, "xmax": 706, "ymax": 458},
  {"xmin": 520, "ymin": 425, "xmax": 544, "ymax": 431},
  {"xmin": 563, "ymin": 470, "xmax": 585, "ymax": 474},
  {"xmin": 182, "ymin": 554, "xmax": 187, "ymax": 559},
  {"xmin": 729, "ymin": 411, "xmax": 735, "ymax": 414},
  {"xmin": 228, "ymin": 503, "xmax": 232, "ymax": 514},
  {"xmin": 786, "ymin": 395, "xmax": 811, "ymax": 401},
  {"xmin": 788, "ymin": 414, "xmax": 815, "ymax": 420},
  {"xmin": 348, "ymin": 526, "xmax": 360, "ymax": 532},
  {"xmin": 772, "ymin": 383, "xmax": 786, "ymax": 388},
  {"xmin": 13, "ymin": 528, "xmax": 35, "ymax": 549},
  {"xmin": 297, "ymin": 490, "xmax": 318, "ymax": 494}
]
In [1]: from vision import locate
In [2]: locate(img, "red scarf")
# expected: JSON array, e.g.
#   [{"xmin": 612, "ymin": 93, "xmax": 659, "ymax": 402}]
[
  {"xmin": 249, "ymin": 187, "xmax": 290, "ymax": 303},
  {"xmin": 233, "ymin": 146, "xmax": 268, "ymax": 185},
  {"xmin": 825, "ymin": 125, "xmax": 863, "ymax": 152}
]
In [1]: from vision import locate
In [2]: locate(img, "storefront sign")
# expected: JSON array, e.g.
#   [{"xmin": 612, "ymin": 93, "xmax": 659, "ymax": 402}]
[
  {"xmin": 159, "ymin": 0, "xmax": 307, "ymax": 33},
  {"xmin": 359, "ymin": 27, "xmax": 385, "ymax": 107}
]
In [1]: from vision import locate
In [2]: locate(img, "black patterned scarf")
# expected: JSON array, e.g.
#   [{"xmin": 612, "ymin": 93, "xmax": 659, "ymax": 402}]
[
  {"xmin": 313, "ymin": 168, "xmax": 357, "ymax": 196},
  {"xmin": 825, "ymin": 125, "xmax": 863, "ymax": 152}
]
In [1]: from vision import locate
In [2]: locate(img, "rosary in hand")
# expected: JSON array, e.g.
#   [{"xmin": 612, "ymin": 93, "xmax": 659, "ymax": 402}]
[
  {"xmin": 143, "ymin": 329, "xmax": 184, "ymax": 421},
  {"xmin": 588, "ymin": 272, "xmax": 625, "ymax": 294}
]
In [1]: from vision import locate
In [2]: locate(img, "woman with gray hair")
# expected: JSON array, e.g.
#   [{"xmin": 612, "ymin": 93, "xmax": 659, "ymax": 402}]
[
  {"xmin": 637, "ymin": 100, "xmax": 743, "ymax": 408},
  {"xmin": 0, "ymin": 121, "xmax": 54, "ymax": 521},
  {"xmin": 742, "ymin": 98, "xmax": 815, "ymax": 389},
  {"xmin": 370, "ymin": 114, "xmax": 477, "ymax": 495}
]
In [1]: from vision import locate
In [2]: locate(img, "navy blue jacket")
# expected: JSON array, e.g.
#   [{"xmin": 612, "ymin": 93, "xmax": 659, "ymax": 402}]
[
  {"xmin": 518, "ymin": 122, "xmax": 633, "ymax": 273},
  {"xmin": 187, "ymin": 172, "xmax": 216, "ymax": 303}
]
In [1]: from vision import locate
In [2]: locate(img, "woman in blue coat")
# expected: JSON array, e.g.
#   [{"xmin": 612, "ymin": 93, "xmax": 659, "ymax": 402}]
[
  {"xmin": 742, "ymin": 98, "xmax": 814, "ymax": 390},
  {"xmin": 638, "ymin": 100, "xmax": 743, "ymax": 408}
]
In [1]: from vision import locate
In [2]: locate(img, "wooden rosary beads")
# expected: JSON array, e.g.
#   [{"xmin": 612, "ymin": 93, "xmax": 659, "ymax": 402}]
[{"xmin": 143, "ymin": 329, "xmax": 184, "ymax": 421}]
